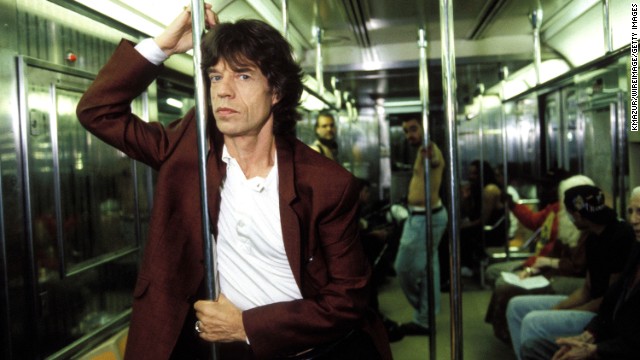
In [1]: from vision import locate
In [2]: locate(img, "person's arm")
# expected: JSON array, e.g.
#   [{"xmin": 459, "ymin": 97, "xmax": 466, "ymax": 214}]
[
  {"xmin": 480, "ymin": 184, "xmax": 502, "ymax": 225},
  {"xmin": 461, "ymin": 183, "xmax": 501, "ymax": 229},
  {"xmin": 590, "ymin": 319, "xmax": 640, "ymax": 359},
  {"xmin": 154, "ymin": 4, "xmax": 217, "ymax": 56},
  {"xmin": 425, "ymin": 141, "xmax": 443, "ymax": 168},
  {"xmin": 76, "ymin": 7, "xmax": 218, "ymax": 169},
  {"xmin": 553, "ymin": 272, "xmax": 597, "ymax": 311},
  {"xmin": 552, "ymin": 339, "xmax": 597, "ymax": 360},
  {"xmin": 554, "ymin": 235, "xmax": 588, "ymax": 276},
  {"xmin": 566, "ymin": 271, "xmax": 623, "ymax": 312},
  {"xmin": 511, "ymin": 202, "xmax": 557, "ymax": 231}
]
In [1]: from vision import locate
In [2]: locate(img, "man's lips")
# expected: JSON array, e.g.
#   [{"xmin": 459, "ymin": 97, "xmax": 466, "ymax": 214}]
[{"xmin": 216, "ymin": 107, "xmax": 238, "ymax": 116}]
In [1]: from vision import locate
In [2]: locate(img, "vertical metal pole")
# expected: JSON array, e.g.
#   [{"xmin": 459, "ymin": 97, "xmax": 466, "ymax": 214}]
[
  {"xmin": 418, "ymin": 27, "xmax": 436, "ymax": 360},
  {"xmin": 500, "ymin": 66, "xmax": 511, "ymax": 261},
  {"xmin": 602, "ymin": 0, "xmax": 613, "ymax": 53},
  {"xmin": 477, "ymin": 84, "xmax": 489, "ymax": 288},
  {"xmin": 439, "ymin": 0, "xmax": 462, "ymax": 359},
  {"xmin": 281, "ymin": 0, "xmax": 289, "ymax": 40},
  {"xmin": 190, "ymin": 1, "xmax": 218, "ymax": 359},
  {"xmin": 315, "ymin": 27, "xmax": 324, "ymax": 95},
  {"xmin": 477, "ymin": 85, "xmax": 485, "ymax": 245}
]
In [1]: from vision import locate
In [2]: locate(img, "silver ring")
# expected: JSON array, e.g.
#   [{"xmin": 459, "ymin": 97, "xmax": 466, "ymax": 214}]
[{"xmin": 195, "ymin": 320, "xmax": 203, "ymax": 333}]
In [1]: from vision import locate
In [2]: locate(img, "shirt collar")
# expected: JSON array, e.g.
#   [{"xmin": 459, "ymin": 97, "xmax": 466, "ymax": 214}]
[{"xmin": 221, "ymin": 144, "xmax": 278, "ymax": 193}]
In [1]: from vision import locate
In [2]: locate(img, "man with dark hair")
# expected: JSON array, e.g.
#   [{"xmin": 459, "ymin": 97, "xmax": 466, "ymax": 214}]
[
  {"xmin": 77, "ymin": 6, "xmax": 390, "ymax": 360},
  {"xmin": 506, "ymin": 185, "xmax": 635, "ymax": 359},
  {"xmin": 392, "ymin": 118, "xmax": 447, "ymax": 339},
  {"xmin": 309, "ymin": 112, "xmax": 338, "ymax": 160}
]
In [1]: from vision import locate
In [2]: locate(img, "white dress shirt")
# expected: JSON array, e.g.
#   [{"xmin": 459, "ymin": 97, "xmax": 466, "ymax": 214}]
[{"xmin": 217, "ymin": 146, "xmax": 302, "ymax": 311}]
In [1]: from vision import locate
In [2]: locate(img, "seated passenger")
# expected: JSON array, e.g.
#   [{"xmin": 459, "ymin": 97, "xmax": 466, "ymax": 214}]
[
  {"xmin": 484, "ymin": 175, "xmax": 593, "ymax": 343},
  {"xmin": 521, "ymin": 186, "xmax": 640, "ymax": 360},
  {"xmin": 506, "ymin": 185, "xmax": 635, "ymax": 360},
  {"xmin": 484, "ymin": 168, "xmax": 575, "ymax": 285},
  {"xmin": 460, "ymin": 160, "xmax": 505, "ymax": 275},
  {"xmin": 494, "ymin": 165, "xmax": 521, "ymax": 240}
]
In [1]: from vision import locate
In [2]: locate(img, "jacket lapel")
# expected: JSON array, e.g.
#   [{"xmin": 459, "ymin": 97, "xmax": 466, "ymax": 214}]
[{"xmin": 276, "ymin": 136, "xmax": 305, "ymax": 291}]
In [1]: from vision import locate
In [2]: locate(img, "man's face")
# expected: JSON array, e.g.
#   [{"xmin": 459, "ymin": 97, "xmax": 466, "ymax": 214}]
[
  {"xmin": 208, "ymin": 58, "xmax": 277, "ymax": 137},
  {"xmin": 628, "ymin": 192, "xmax": 640, "ymax": 241},
  {"xmin": 315, "ymin": 115, "xmax": 336, "ymax": 141},
  {"xmin": 567, "ymin": 210, "xmax": 588, "ymax": 230},
  {"xmin": 402, "ymin": 119, "xmax": 423, "ymax": 147}
]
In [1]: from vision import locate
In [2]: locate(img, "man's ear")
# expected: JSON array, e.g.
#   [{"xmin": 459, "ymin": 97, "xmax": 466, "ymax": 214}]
[{"xmin": 271, "ymin": 91, "xmax": 280, "ymax": 105}]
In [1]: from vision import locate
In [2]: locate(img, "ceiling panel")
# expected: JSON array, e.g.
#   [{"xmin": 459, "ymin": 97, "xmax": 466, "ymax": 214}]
[{"xmin": 64, "ymin": 0, "xmax": 625, "ymax": 113}]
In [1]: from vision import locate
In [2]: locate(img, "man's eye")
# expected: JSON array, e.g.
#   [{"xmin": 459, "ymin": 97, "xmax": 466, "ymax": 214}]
[
  {"xmin": 210, "ymin": 75, "xmax": 222, "ymax": 82},
  {"xmin": 239, "ymin": 74, "xmax": 250, "ymax": 80}
]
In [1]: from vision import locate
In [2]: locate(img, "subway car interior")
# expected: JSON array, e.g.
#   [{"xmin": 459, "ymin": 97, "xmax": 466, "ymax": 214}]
[{"xmin": 1, "ymin": 0, "xmax": 638, "ymax": 359}]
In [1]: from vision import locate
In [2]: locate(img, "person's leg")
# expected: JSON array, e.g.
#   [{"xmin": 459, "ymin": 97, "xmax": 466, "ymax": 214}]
[
  {"xmin": 521, "ymin": 337, "xmax": 560, "ymax": 360},
  {"xmin": 506, "ymin": 295, "xmax": 566, "ymax": 360},
  {"xmin": 485, "ymin": 260, "xmax": 524, "ymax": 287},
  {"xmin": 520, "ymin": 310, "xmax": 596, "ymax": 348},
  {"xmin": 394, "ymin": 217, "xmax": 426, "ymax": 322},
  {"xmin": 412, "ymin": 209, "xmax": 448, "ymax": 326}
]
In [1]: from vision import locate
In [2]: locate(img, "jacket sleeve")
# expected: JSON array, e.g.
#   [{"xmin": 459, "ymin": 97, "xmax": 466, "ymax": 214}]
[
  {"xmin": 511, "ymin": 202, "xmax": 556, "ymax": 231},
  {"xmin": 76, "ymin": 39, "xmax": 191, "ymax": 170}
]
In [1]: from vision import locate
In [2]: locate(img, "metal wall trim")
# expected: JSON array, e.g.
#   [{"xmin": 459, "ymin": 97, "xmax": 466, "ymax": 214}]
[
  {"xmin": 47, "ymin": 83, "xmax": 67, "ymax": 278},
  {"xmin": 15, "ymin": 54, "xmax": 41, "ymax": 358},
  {"xmin": 504, "ymin": 45, "xmax": 630, "ymax": 103},
  {"xmin": 21, "ymin": 55, "xmax": 96, "ymax": 80},
  {"xmin": 44, "ymin": 309, "xmax": 131, "ymax": 360},
  {"xmin": 65, "ymin": 247, "xmax": 139, "ymax": 278},
  {"xmin": 46, "ymin": 0, "xmax": 147, "ymax": 39},
  {"xmin": 0, "ymin": 103, "xmax": 10, "ymax": 360}
]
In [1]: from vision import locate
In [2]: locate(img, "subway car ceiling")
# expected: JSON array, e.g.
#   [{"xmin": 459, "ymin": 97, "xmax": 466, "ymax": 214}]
[{"xmin": 34, "ymin": 0, "xmax": 634, "ymax": 114}]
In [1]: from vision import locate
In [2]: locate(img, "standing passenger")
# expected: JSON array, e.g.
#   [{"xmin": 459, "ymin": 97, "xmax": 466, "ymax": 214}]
[
  {"xmin": 393, "ymin": 118, "xmax": 447, "ymax": 338},
  {"xmin": 76, "ymin": 6, "xmax": 391, "ymax": 360},
  {"xmin": 309, "ymin": 112, "xmax": 338, "ymax": 161}
]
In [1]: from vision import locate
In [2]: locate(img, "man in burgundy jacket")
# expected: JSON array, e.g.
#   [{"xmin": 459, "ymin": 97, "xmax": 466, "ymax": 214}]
[{"xmin": 76, "ymin": 6, "xmax": 390, "ymax": 360}]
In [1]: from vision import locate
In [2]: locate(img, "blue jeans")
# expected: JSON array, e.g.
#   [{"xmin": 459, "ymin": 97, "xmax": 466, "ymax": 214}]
[
  {"xmin": 394, "ymin": 209, "xmax": 448, "ymax": 327},
  {"xmin": 506, "ymin": 295, "xmax": 596, "ymax": 360}
]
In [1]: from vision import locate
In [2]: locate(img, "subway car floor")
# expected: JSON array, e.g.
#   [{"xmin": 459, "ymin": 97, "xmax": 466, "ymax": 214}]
[{"xmin": 377, "ymin": 275, "xmax": 517, "ymax": 360}]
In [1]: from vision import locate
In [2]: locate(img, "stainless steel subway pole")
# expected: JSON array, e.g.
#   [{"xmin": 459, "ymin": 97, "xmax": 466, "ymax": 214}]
[
  {"xmin": 602, "ymin": 0, "xmax": 613, "ymax": 53},
  {"xmin": 281, "ymin": 0, "xmax": 289, "ymax": 40},
  {"xmin": 418, "ymin": 28, "xmax": 436, "ymax": 360},
  {"xmin": 190, "ymin": 1, "xmax": 219, "ymax": 359},
  {"xmin": 500, "ymin": 66, "xmax": 511, "ymax": 261},
  {"xmin": 439, "ymin": 0, "xmax": 462, "ymax": 359}
]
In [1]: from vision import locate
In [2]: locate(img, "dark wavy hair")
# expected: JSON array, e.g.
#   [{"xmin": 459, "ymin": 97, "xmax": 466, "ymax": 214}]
[{"xmin": 201, "ymin": 19, "xmax": 303, "ymax": 135}]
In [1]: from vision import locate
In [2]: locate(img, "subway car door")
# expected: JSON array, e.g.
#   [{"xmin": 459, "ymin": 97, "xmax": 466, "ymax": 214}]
[
  {"xmin": 13, "ymin": 57, "xmax": 148, "ymax": 359},
  {"xmin": 576, "ymin": 67, "xmax": 628, "ymax": 216}
]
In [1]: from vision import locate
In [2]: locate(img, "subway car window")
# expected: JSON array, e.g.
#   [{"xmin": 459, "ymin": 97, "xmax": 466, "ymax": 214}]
[{"xmin": 1, "ymin": 1, "xmax": 638, "ymax": 359}]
